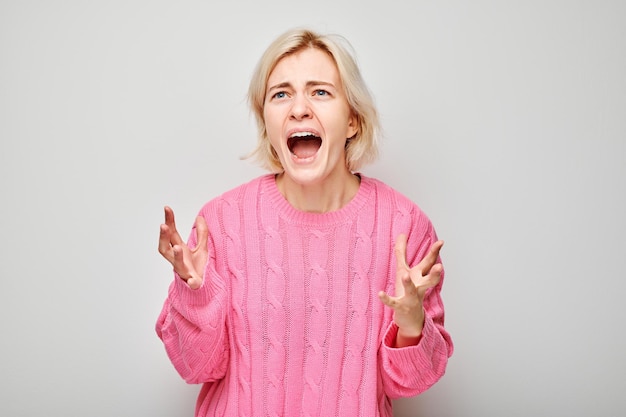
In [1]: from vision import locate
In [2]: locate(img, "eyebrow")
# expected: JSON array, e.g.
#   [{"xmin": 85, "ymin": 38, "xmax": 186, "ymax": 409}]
[{"xmin": 266, "ymin": 80, "xmax": 336, "ymax": 92}]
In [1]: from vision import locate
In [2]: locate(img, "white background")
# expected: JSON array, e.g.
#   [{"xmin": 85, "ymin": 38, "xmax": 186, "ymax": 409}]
[{"xmin": 1, "ymin": 1, "xmax": 625, "ymax": 416}]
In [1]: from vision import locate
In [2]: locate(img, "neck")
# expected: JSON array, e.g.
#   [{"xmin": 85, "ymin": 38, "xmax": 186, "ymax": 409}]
[{"xmin": 276, "ymin": 170, "xmax": 361, "ymax": 213}]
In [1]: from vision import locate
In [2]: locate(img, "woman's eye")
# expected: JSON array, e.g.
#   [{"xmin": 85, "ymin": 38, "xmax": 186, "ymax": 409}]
[
  {"xmin": 314, "ymin": 89, "xmax": 329, "ymax": 97},
  {"xmin": 273, "ymin": 91, "xmax": 287, "ymax": 99}
]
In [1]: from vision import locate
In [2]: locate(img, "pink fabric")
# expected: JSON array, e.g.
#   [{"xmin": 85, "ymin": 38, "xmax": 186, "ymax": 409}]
[{"xmin": 156, "ymin": 174, "xmax": 453, "ymax": 417}]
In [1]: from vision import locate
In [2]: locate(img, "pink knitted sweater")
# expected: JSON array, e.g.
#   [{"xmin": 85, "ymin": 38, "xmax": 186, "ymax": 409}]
[{"xmin": 156, "ymin": 174, "xmax": 453, "ymax": 417}]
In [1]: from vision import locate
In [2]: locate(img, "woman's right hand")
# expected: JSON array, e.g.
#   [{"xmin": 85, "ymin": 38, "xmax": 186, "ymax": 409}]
[{"xmin": 158, "ymin": 206, "xmax": 208, "ymax": 290}]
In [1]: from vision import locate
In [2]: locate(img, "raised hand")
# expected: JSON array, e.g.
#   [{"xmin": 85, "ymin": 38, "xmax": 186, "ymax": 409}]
[
  {"xmin": 378, "ymin": 234, "xmax": 444, "ymax": 347},
  {"xmin": 158, "ymin": 206, "xmax": 208, "ymax": 290}
]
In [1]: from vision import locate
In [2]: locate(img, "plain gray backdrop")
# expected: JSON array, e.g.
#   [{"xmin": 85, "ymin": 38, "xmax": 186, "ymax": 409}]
[{"xmin": 1, "ymin": 1, "xmax": 625, "ymax": 416}]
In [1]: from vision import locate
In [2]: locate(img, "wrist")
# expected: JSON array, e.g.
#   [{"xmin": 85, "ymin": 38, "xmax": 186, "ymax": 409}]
[
  {"xmin": 394, "ymin": 310, "xmax": 425, "ymax": 348},
  {"xmin": 395, "ymin": 326, "xmax": 423, "ymax": 348}
]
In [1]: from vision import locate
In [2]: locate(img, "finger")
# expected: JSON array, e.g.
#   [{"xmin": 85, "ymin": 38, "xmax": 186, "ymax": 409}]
[
  {"xmin": 401, "ymin": 273, "xmax": 417, "ymax": 296},
  {"xmin": 416, "ymin": 240, "xmax": 444, "ymax": 275},
  {"xmin": 378, "ymin": 290, "xmax": 397, "ymax": 308},
  {"xmin": 164, "ymin": 206, "xmax": 184, "ymax": 246},
  {"xmin": 428, "ymin": 263, "xmax": 443, "ymax": 287},
  {"xmin": 158, "ymin": 224, "xmax": 174, "ymax": 262},
  {"xmin": 164, "ymin": 205, "xmax": 175, "ymax": 226},
  {"xmin": 186, "ymin": 276, "xmax": 202, "ymax": 290},
  {"xmin": 172, "ymin": 244, "xmax": 191, "ymax": 277},
  {"xmin": 418, "ymin": 263, "xmax": 443, "ymax": 294},
  {"xmin": 193, "ymin": 215, "xmax": 209, "ymax": 253}
]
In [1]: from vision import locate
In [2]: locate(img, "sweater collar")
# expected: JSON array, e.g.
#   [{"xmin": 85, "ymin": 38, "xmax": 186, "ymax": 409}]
[{"xmin": 260, "ymin": 173, "xmax": 374, "ymax": 227}]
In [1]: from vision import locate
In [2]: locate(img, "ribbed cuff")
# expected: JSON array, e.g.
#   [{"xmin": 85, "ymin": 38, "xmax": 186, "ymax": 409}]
[
  {"xmin": 383, "ymin": 315, "xmax": 437, "ymax": 369},
  {"xmin": 169, "ymin": 266, "xmax": 226, "ymax": 307}
]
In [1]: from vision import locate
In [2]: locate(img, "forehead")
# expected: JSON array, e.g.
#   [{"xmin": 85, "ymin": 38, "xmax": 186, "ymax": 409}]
[{"xmin": 267, "ymin": 48, "xmax": 341, "ymax": 86}]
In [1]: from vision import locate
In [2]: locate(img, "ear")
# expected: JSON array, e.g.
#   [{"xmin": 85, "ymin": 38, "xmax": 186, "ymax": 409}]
[{"xmin": 346, "ymin": 112, "xmax": 359, "ymax": 139}]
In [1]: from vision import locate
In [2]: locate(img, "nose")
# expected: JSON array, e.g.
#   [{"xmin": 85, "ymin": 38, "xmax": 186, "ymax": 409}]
[{"xmin": 289, "ymin": 94, "xmax": 312, "ymax": 120}]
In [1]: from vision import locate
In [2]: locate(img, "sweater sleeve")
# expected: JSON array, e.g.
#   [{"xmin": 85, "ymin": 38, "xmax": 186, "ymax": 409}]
[
  {"xmin": 155, "ymin": 221, "xmax": 230, "ymax": 385},
  {"xmin": 379, "ymin": 312, "xmax": 451, "ymax": 398},
  {"xmin": 378, "ymin": 210, "xmax": 454, "ymax": 398}
]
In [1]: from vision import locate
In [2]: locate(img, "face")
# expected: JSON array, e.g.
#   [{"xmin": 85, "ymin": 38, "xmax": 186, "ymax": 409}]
[{"xmin": 263, "ymin": 48, "xmax": 358, "ymax": 186}]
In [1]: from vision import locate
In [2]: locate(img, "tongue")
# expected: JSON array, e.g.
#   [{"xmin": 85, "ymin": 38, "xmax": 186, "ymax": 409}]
[{"xmin": 292, "ymin": 138, "xmax": 321, "ymax": 159}]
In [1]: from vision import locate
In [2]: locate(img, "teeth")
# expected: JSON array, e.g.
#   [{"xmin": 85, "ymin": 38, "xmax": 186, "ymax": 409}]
[{"xmin": 289, "ymin": 131, "xmax": 317, "ymax": 138}]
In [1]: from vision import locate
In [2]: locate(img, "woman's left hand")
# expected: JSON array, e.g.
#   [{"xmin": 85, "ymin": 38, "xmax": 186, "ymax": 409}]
[{"xmin": 378, "ymin": 234, "xmax": 444, "ymax": 347}]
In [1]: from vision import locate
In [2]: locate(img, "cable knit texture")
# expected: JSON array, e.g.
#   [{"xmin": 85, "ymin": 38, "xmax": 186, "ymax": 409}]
[{"xmin": 156, "ymin": 174, "xmax": 453, "ymax": 417}]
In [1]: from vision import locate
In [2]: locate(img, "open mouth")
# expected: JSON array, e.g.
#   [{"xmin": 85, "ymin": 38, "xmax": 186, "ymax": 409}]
[{"xmin": 287, "ymin": 132, "xmax": 322, "ymax": 159}]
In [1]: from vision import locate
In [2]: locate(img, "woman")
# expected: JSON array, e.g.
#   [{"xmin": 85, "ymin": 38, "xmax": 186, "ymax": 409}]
[{"xmin": 156, "ymin": 28, "xmax": 453, "ymax": 417}]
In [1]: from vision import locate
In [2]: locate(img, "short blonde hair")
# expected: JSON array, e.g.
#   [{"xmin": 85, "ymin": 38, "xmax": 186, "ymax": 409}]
[{"xmin": 246, "ymin": 28, "xmax": 380, "ymax": 172}]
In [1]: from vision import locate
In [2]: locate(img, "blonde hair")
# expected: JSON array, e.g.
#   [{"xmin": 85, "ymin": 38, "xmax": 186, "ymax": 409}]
[{"xmin": 246, "ymin": 28, "xmax": 380, "ymax": 172}]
